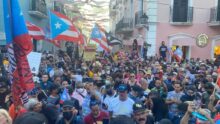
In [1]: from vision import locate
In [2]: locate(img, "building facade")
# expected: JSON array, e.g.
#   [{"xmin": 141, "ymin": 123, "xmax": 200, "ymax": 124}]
[
  {"xmin": 110, "ymin": 0, "xmax": 220, "ymax": 60},
  {"xmin": 0, "ymin": 0, "xmax": 66, "ymax": 52},
  {"xmin": 156, "ymin": 0, "xmax": 220, "ymax": 60},
  {"xmin": 109, "ymin": 0, "xmax": 149, "ymax": 52}
]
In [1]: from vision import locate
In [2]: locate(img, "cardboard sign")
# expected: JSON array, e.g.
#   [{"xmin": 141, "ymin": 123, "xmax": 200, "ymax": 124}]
[
  {"xmin": 27, "ymin": 52, "xmax": 42, "ymax": 74},
  {"xmin": 83, "ymin": 44, "xmax": 97, "ymax": 61}
]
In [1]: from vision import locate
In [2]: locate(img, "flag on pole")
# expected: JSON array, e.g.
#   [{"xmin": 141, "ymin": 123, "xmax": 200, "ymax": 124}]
[
  {"xmin": 44, "ymin": 25, "xmax": 61, "ymax": 48},
  {"xmin": 49, "ymin": 10, "xmax": 80, "ymax": 42},
  {"xmin": 26, "ymin": 22, "xmax": 45, "ymax": 40},
  {"xmin": 105, "ymin": 32, "xmax": 122, "ymax": 45},
  {"xmin": 3, "ymin": 0, "xmax": 34, "ymax": 106},
  {"xmin": 59, "ymin": 88, "xmax": 70, "ymax": 104},
  {"xmin": 91, "ymin": 24, "xmax": 112, "ymax": 52}
]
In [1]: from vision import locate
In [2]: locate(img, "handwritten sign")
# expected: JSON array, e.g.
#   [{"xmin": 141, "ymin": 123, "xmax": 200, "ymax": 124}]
[{"xmin": 27, "ymin": 52, "xmax": 42, "ymax": 74}]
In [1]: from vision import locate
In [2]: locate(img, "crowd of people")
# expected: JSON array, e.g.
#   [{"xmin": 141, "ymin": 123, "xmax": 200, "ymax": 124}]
[{"xmin": 0, "ymin": 42, "xmax": 220, "ymax": 124}]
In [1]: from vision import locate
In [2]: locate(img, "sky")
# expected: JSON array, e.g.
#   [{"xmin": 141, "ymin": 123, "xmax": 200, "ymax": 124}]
[{"xmin": 60, "ymin": 0, "xmax": 111, "ymax": 39}]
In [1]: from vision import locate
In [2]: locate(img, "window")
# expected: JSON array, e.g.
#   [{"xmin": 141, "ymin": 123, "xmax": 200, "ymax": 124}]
[
  {"xmin": 172, "ymin": 0, "xmax": 188, "ymax": 22},
  {"xmin": 29, "ymin": 0, "xmax": 47, "ymax": 15},
  {"xmin": 217, "ymin": 0, "xmax": 220, "ymax": 21}
]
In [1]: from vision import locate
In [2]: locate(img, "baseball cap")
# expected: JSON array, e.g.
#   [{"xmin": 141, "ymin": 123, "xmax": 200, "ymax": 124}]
[
  {"xmin": 139, "ymin": 69, "xmax": 146, "ymax": 74},
  {"xmin": 63, "ymin": 100, "xmax": 75, "ymax": 108},
  {"xmin": 82, "ymin": 77, "xmax": 94, "ymax": 83},
  {"xmin": 89, "ymin": 100, "xmax": 99, "ymax": 107},
  {"xmin": 117, "ymin": 84, "xmax": 128, "ymax": 92},
  {"xmin": 14, "ymin": 112, "xmax": 48, "ymax": 124},
  {"xmin": 133, "ymin": 102, "xmax": 146, "ymax": 113}
]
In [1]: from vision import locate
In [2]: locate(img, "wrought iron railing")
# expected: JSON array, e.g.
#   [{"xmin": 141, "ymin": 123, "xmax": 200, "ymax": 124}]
[
  {"xmin": 209, "ymin": 7, "xmax": 220, "ymax": 22},
  {"xmin": 115, "ymin": 17, "xmax": 134, "ymax": 32}
]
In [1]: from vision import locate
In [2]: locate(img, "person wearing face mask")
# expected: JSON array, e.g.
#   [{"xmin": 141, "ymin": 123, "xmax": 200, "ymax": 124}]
[
  {"xmin": 82, "ymin": 78, "xmax": 101, "ymax": 117},
  {"xmin": 56, "ymin": 100, "xmax": 83, "ymax": 124},
  {"xmin": 101, "ymin": 84, "xmax": 117, "ymax": 111},
  {"xmin": 72, "ymin": 82, "xmax": 87, "ymax": 106},
  {"xmin": 84, "ymin": 100, "xmax": 109, "ymax": 124},
  {"xmin": 180, "ymin": 86, "xmax": 196, "ymax": 103}
]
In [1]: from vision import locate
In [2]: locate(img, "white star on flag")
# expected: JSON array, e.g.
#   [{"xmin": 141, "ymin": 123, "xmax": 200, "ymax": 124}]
[
  {"xmin": 20, "ymin": 12, "xmax": 23, "ymax": 16},
  {"xmin": 55, "ymin": 22, "xmax": 62, "ymax": 29}
]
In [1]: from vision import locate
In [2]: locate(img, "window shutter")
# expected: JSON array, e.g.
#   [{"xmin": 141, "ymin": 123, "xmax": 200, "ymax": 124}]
[
  {"xmin": 173, "ymin": 0, "xmax": 188, "ymax": 22},
  {"xmin": 217, "ymin": 0, "xmax": 220, "ymax": 21}
]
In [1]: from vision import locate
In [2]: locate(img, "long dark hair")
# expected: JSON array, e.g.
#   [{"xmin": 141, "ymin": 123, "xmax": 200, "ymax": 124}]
[{"xmin": 133, "ymin": 39, "xmax": 138, "ymax": 50}]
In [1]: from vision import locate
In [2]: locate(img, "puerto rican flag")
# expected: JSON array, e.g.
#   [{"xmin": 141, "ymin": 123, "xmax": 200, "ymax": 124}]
[
  {"xmin": 3, "ymin": 0, "xmax": 34, "ymax": 106},
  {"xmin": 91, "ymin": 24, "xmax": 112, "ymax": 52},
  {"xmin": 49, "ymin": 10, "xmax": 80, "ymax": 42},
  {"xmin": 26, "ymin": 22, "xmax": 45, "ymax": 40}
]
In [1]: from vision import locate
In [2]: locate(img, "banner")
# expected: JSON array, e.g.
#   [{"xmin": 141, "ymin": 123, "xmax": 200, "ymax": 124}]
[
  {"xmin": 27, "ymin": 52, "xmax": 42, "ymax": 74},
  {"xmin": 83, "ymin": 44, "xmax": 97, "ymax": 61}
]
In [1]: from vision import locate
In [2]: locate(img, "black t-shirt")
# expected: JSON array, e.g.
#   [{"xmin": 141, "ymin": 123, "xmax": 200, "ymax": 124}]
[
  {"xmin": 145, "ymin": 115, "xmax": 155, "ymax": 124},
  {"xmin": 159, "ymin": 45, "xmax": 167, "ymax": 57}
]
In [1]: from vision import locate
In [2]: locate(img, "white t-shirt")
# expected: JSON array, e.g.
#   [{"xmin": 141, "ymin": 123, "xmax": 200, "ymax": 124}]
[
  {"xmin": 109, "ymin": 96, "xmax": 135, "ymax": 117},
  {"xmin": 102, "ymin": 93, "xmax": 117, "ymax": 111}
]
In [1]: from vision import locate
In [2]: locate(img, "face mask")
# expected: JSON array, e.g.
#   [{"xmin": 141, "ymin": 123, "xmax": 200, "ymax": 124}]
[
  {"xmin": 106, "ymin": 89, "xmax": 113, "ymax": 96},
  {"xmin": 105, "ymin": 80, "xmax": 111, "ymax": 85},
  {"xmin": 63, "ymin": 111, "xmax": 73, "ymax": 120},
  {"xmin": 106, "ymin": 71, "xmax": 110, "ymax": 74},
  {"xmin": 77, "ymin": 88, "xmax": 84, "ymax": 93},
  {"xmin": 82, "ymin": 66, "xmax": 87, "ymax": 70}
]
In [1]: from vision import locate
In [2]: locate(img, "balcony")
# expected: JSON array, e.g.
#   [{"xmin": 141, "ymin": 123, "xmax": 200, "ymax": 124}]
[
  {"xmin": 135, "ymin": 11, "xmax": 148, "ymax": 28},
  {"xmin": 110, "ymin": 5, "xmax": 117, "ymax": 17},
  {"xmin": 170, "ymin": 6, "xmax": 193, "ymax": 25},
  {"xmin": 115, "ymin": 18, "xmax": 134, "ymax": 33},
  {"xmin": 208, "ymin": 7, "xmax": 220, "ymax": 26},
  {"xmin": 28, "ymin": 0, "xmax": 47, "ymax": 19}
]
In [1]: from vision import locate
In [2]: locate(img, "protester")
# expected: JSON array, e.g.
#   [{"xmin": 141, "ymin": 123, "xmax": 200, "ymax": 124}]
[
  {"xmin": 0, "ymin": 109, "xmax": 12, "ymax": 124},
  {"xmin": 1, "ymin": 41, "xmax": 220, "ymax": 124},
  {"xmin": 84, "ymin": 100, "xmax": 109, "ymax": 124},
  {"xmin": 133, "ymin": 102, "xmax": 154, "ymax": 124},
  {"xmin": 56, "ymin": 100, "xmax": 83, "ymax": 124},
  {"xmin": 14, "ymin": 112, "xmax": 48, "ymax": 124},
  {"xmin": 109, "ymin": 84, "xmax": 134, "ymax": 118},
  {"xmin": 159, "ymin": 41, "xmax": 168, "ymax": 61},
  {"xmin": 166, "ymin": 81, "xmax": 184, "ymax": 120}
]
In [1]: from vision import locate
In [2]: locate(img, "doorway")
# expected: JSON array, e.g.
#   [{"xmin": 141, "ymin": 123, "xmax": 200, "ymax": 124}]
[
  {"xmin": 172, "ymin": 45, "xmax": 190, "ymax": 60},
  {"xmin": 182, "ymin": 46, "xmax": 190, "ymax": 60}
]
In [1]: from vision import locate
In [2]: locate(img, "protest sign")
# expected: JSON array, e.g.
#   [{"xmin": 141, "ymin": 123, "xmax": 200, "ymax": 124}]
[{"xmin": 27, "ymin": 52, "xmax": 42, "ymax": 74}]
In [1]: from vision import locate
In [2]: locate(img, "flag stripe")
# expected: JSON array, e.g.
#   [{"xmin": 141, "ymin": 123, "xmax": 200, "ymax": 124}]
[
  {"xmin": 60, "ymin": 30, "xmax": 79, "ymax": 37},
  {"xmin": 91, "ymin": 24, "xmax": 111, "ymax": 52},
  {"xmin": 26, "ymin": 22, "xmax": 45, "ymax": 40}
]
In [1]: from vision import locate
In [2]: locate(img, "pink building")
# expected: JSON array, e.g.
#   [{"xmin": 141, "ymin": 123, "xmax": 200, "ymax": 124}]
[
  {"xmin": 155, "ymin": 0, "xmax": 220, "ymax": 60},
  {"xmin": 110, "ymin": 0, "xmax": 220, "ymax": 60}
]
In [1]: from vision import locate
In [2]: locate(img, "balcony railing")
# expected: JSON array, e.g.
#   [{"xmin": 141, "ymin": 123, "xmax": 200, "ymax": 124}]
[
  {"xmin": 28, "ymin": 0, "xmax": 47, "ymax": 19},
  {"xmin": 135, "ymin": 11, "xmax": 148, "ymax": 27},
  {"xmin": 170, "ymin": 6, "xmax": 193, "ymax": 25},
  {"xmin": 208, "ymin": 7, "xmax": 220, "ymax": 26},
  {"xmin": 115, "ymin": 18, "xmax": 134, "ymax": 33},
  {"xmin": 110, "ymin": 5, "xmax": 117, "ymax": 17}
]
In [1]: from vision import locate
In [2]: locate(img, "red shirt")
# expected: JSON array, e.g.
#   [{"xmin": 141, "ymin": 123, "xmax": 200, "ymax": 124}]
[{"xmin": 84, "ymin": 111, "xmax": 109, "ymax": 124}]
